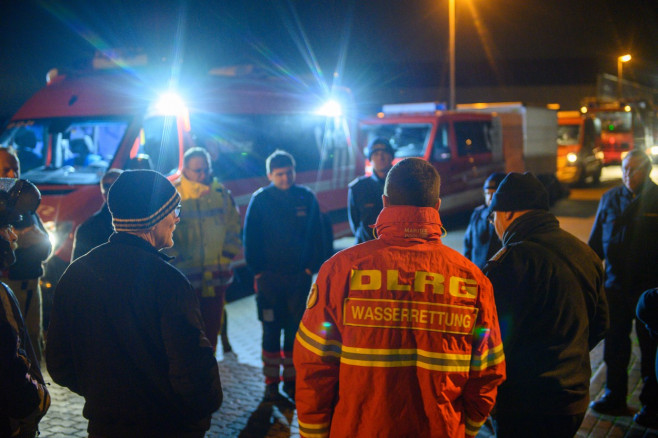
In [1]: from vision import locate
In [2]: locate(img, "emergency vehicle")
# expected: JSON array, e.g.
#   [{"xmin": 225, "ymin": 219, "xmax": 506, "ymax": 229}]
[
  {"xmin": 0, "ymin": 52, "xmax": 361, "ymax": 295},
  {"xmin": 581, "ymin": 99, "xmax": 658, "ymax": 165},
  {"xmin": 359, "ymin": 102, "xmax": 504, "ymax": 215},
  {"xmin": 556, "ymin": 111, "xmax": 603, "ymax": 185}
]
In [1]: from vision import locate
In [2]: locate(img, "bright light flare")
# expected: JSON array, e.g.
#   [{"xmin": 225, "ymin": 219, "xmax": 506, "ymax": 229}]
[
  {"xmin": 154, "ymin": 92, "xmax": 186, "ymax": 116},
  {"xmin": 315, "ymin": 100, "xmax": 343, "ymax": 117},
  {"xmin": 566, "ymin": 152, "xmax": 578, "ymax": 164},
  {"xmin": 619, "ymin": 54, "xmax": 632, "ymax": 63}
]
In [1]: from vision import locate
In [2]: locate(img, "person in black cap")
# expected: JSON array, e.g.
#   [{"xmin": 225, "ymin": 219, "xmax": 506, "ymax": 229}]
[
  {"xmin": 348, "ymin": 138, "xmax": 395, "ymax": 243},
  {"xmin": 463, "ymin": 172, "xmax": 506, "ymax": 269},
  {"xmin": 0, "ymin": 179, "xmax": 50, "ymax": 438},
  {"xmin": 47, "ymin": 170, "xmax": 222, "ymax": 438},
  {"xmin": 483, "ymin": 172, "xmax": 608, "ymax": 438}
]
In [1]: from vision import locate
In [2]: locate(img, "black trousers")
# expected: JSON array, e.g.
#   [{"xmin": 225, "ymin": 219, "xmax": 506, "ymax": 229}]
[{"xmin": 604, "ymin": 288, "xmax": 658, "ymax": 407}]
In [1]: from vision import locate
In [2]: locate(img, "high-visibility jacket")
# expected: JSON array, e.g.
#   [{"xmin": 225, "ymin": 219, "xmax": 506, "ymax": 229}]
[
  {"xmin": 294, "ymin": 206, "xmax": 506, "ymax": 438},
  {"xmin": 169, "ymin": 177, "xmax": 242, "ymax": 297}
]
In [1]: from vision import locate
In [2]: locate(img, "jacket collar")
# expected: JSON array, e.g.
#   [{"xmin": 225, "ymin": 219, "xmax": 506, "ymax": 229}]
[
  {"xmin": 109, "ymin": 232, "xmax": 174, "ymax": 261},
  {"xmin": 374, "ymin": 206, "xmax": 443, "ymax": 242},
  {"xmin": 178, "ymin": 176, "xmax": 212, "ymax": 199},
  {"xmin": 502, "ymin": 210, "xmax": 559, "ymax": 246}
]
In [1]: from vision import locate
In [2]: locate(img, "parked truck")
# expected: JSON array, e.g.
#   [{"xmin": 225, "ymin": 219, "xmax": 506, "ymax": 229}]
[
  {"xmin": 556, "ymin": 110, "xmax": 603, "ymax": 185},
  {"xmin": 359, "ymin": 102, "xmax": 504, "ymax": 215}
]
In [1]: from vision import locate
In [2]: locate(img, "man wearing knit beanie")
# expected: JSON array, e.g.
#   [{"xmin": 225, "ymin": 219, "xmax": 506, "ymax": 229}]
[
  {"xmin": 47, "ymin": 170, "xmax": 222, "ymax": 437},
  {"xmin": 483, "ymin": 172, "xmax": 608, "ymax": 437}
]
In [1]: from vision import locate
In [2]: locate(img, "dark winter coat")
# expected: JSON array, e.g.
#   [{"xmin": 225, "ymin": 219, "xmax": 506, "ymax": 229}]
[
  {"xmin": 484, "ymin": 210, "xmax": 608, "ymax": 415},
  {"xmin": 46, "ymin": 232, "xmax": 222, "ymax": 437},
  {"xmin": 71, "ymin": 203, "xmax": 114, "ymax": 262},
  {"xmin": 588, "ymin": 180, "xmax": 658, "ymax": 295}
]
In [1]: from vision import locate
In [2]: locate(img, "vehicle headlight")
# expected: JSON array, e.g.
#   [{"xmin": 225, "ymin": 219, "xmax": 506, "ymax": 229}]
[
  {"xmin": 566, "ymin": 152, "xmax": 578, "ymax": 164},
  {"xmin": 315, "ymin": 100, "xmax": 343, "ymax": 117},
  {"xmin": 595, "ymin": 151, "xmax": 604, "ymax": 160},
  {"xmin": 651, "ymin": 146, "xmax": 658, "ymax": 157},
  {"xmin": 43, "ymin": 220, "xmax": 73, "ymax": 252}
]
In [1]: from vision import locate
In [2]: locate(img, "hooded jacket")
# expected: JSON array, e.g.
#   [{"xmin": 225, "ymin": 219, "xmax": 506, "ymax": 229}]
[{"xmin": 294, "ymin": 206, "xmax": 506, "ymax": 438}]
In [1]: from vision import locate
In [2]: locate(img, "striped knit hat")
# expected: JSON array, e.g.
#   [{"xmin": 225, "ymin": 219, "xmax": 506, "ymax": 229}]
[{"xmin": 107, "ymin": 170, "xmax": 180, "ymax": 232}]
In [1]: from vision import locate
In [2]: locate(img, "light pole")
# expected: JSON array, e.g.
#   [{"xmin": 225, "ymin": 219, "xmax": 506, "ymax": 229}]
[
  {"xmin": 449, "ymin": 0, "xmax": 456, "ymax": 110},
  {"xmin": 617, "ymin": 54, "xmax": 631, "ymax": 100}
]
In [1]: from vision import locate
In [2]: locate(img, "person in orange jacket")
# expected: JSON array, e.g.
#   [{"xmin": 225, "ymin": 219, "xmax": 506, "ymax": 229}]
[{"xmin": 294, "ymin": 158, "xmax": 506, "ymax": 438}]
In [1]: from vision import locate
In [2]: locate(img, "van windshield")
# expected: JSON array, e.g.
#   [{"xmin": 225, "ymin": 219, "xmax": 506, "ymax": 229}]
[
  {"xmin": 191, "ymin": 113, "xmax": 352, "ymax": 181},
  {"xmin": 359, "ymin": 123, "xmax": 432, "ymax": 158},
  {"xmin": 597, "ymin": 111, "xmax": 631, "ymax": 133},
  {"xmin": 0, "ymin": 118, "xmax": 129, "ymax": 182}
]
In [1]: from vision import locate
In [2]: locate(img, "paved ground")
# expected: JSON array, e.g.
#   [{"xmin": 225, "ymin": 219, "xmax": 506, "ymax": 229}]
[{"xmin": 38, "ymin": 166, "xmax": 658, "ymax": 437}]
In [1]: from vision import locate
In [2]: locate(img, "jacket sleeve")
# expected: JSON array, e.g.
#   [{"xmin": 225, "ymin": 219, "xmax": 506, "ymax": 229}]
[
  {"xmin": 587, "ymin": 262, "xmax": 609, "ymax": 350},
  {"xmin": 221, "ymin": 189, "xmax": 242, "ymax": 260},
  {"xmin": 637, "ymin": 288, "xmax": 658, "ymax": 338},
  {"xmin": 0, "ymin": 285, "xmax": 47, "ymax": 420},
  {"xmin": 45, "ymin": 276, "xmax": 81, "ymax": 395},
  {"xmin": 243, "ymin": 194, "xmax": 265, "ymax": 274},
  {"xmin": 461, "ymin": 274, "xmax": 506, "ymax": 437},
  {"xmin": 588, "ymin": 197, "xmax": 606, "ymax": 259},
  {"xmin": 161, "ymin": 277, "xmax": 222, "ymax": 420},
  {"xmin": 347, "ymin": 185, "xmax": 359, "ymax": 237},
  {"xmin": 293, "ymin": 262, "xmax": 342, "ymax": 438}
]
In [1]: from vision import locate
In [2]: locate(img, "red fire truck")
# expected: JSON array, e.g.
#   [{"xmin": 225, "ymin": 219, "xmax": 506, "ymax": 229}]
[
  {"xmin": 0, "ymin": 53, "xmax": 361, "ymax": 295},
  {"xmin": 581, "ymin": 99, "xmax": 658, "ymax": 165}
]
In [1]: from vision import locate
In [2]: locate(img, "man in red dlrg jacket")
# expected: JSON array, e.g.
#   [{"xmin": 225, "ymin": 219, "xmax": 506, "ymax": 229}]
[{"xmin": 294, "ymin": 158, "xmax": 506, "ymax": 438}]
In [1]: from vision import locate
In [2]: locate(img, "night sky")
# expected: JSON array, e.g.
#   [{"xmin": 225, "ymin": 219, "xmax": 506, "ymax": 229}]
[{"xmin": 1, "ymin": 0, "xmax": 657, "ymax": 118}]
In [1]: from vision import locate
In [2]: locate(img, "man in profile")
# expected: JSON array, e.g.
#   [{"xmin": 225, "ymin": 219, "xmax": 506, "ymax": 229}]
[
  {"xmin": 47, "ymin": 170, "xmax": 222, "ymax": 437},
  {"xmin": 485, "ymin": 172, "xmax": 607, "ymax": 437},
  {"xmin": 244, "ymin": 150, "xmax": 324, "ymax": 402},
  {"xmin": 348, "ymin": 138, "xmax": 394, "ymax": 243},
  {"xmin": 588, "ymin": 150, "xmax": 658, "ymax": 427},
  {"xmin": 294, "ymin": 158, "xmax": 506, "ymax": 437}
]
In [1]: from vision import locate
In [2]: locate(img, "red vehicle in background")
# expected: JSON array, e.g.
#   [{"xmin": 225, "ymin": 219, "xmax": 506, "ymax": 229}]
[
  {"xmin": 0, "ymin": 52, "xmax": 360, "ymax": 303},
  {"xmin": 359, "ymin": 102, "xmax": 504, "ymax": 214},
  {"xmin": 581, "ymin": 99, "xmax": 658, "ymax": 165}
]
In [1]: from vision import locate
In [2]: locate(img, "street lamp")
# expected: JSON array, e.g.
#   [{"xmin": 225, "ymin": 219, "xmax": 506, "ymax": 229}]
[
  {"xmin": 617, "ymin": 54, "xmax": 631, "ymax": 100},
  {"xmin": 449, "ymin": 0, "xmax": 456, "ymax": 110}
]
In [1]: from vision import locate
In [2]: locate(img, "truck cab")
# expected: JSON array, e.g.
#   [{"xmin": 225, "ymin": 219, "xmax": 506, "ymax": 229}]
[
  {"xmin": 556, "ymin": 111, "xmax": 603, "ymax": 185},
  {"xmin": 359, "ymin": 102, "xmax": 503, "ymax": 214}
]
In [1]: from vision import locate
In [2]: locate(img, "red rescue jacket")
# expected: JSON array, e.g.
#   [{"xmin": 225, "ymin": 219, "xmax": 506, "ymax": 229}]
[{"xmin": 294, "ymin": 206, "xmax": 505, "ymax": 438}]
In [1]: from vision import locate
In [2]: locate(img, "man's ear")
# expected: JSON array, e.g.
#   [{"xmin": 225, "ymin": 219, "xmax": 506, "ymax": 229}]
[
  {"xmin": 382, "ymin": 195, "xmax": 390, "ymax": 207},
  {"xmin": 266, "ymin": 172, "xmax": 273, "ymax": 182},
  {"xmin": 434, "ymin": 198, "xmax": 441, "ymax": 211}
]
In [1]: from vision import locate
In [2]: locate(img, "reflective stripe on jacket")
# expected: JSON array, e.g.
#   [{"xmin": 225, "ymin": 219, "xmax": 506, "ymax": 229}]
[{"xmin": 294, "ymin": 206, "xmax": 506, "ymax": 438}]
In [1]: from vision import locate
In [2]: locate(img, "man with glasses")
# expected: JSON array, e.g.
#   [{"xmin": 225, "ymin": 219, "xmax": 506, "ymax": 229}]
[
  {"xmin": 588, "ymin": 150, "xmax": 658, "ymax": 428},
  {"xmin": 168, "ymin": 147, "xmax": 242, "ymax": 354},
  {"xmin": 71, "ymin": 169, "xmax": 123, "ymax": 261},
  {"xmin": 485, "ymin": 172, "xmax": 607, "ymax": 437},
  {"xmin": 47, "ymin": 170, "xmax": 222, "ymax": 437}
]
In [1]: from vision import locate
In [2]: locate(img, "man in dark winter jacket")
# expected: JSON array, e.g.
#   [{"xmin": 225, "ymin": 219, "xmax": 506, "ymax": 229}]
[
  {"xmin": 244, "ymin": 149, "xmax": 324, "ymax": 402},
  {"xmin": 588, "ymin": 150, "xmax": 658, "ymax": 428},
  {"xmin": 463, "ymin": 172, "xmax": 506, "ymax": 269},
  {"xmin": 348, "ymin": 138, "xmax": 394, "ymax": 243},
  {"xmin": 47, "ymin": 170, "xmax": 222, "ymax": 438},
  {"xmin": 0, "ymin": 180, "xmax": 50, "ymax": 438},
  {"xmin": 71, "ymin": 168, "xmax": 122, "ymax": 261},
  {"xmin": 484, "ymin": 172, "xmax": 608, "ymax": 438}
]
